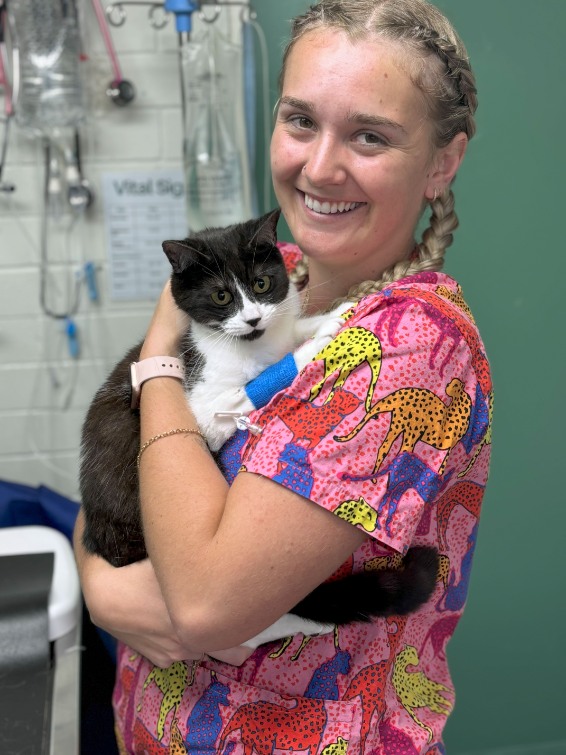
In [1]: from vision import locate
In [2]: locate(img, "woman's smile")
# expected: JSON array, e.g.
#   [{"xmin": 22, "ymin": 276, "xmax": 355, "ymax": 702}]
[{"xmin": 302, "ymin": 191, "xmax": 366, "ymax": 217}]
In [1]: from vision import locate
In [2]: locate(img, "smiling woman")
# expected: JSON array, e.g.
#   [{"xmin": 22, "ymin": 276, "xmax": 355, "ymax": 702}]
[
  {"xmin": 272, "ymin": 26, "xmax": 470, "ymax": 311},
  {"xmin": 74, "ymin": 2, "xmax": 491, "ymax": 753}
]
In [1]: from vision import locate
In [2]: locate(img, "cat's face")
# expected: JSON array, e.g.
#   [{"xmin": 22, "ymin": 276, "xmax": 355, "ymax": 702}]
[{"xmin": 163, "ymin": 210, "xmax": 290, "ymax": 340}]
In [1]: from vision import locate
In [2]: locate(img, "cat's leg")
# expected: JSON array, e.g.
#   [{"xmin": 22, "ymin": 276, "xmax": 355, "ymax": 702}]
[
  {"xmin": 192, "ymin": 386, "xmax": 255, "ymax": 452},
  {"xmin": 243, "ymin": 615, "xmax": 334, "ymax": 647},
  {"xmin": 294, "ymin": 300, "xmax": 355, "ymax": 343},
  {"xmin": 204, "ymin": 616, "xmax": 334, "ymax": 666},
  {"xmin": 293, "ymin": 300, "xmax": 356, "ymax": 371}
]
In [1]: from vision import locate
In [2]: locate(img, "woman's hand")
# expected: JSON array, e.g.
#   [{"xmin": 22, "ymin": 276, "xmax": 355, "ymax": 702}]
[
  {"xmin": 74, "ymin": 512, "xmax": 202, "ymax": 668},
  {"xmin": 140, "ymin": 279, "xmax": 190, "ymax": 360}
]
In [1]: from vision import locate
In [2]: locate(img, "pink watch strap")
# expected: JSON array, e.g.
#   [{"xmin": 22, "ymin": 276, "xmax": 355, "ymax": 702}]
[{"xmin": 130, "ymin": 356, "xmax": 184, "ymax": 408}]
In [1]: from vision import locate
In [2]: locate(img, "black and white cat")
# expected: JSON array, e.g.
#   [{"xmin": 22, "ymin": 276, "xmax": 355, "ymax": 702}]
[{"xmin": 79, "ymin": 209, "xmax": 438, "ymax": 648}]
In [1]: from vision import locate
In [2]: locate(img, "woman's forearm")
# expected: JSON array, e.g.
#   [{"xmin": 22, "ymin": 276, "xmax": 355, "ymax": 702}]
[{"xmin": 137, "ymin": 375, "xmax": 232, "ymax": 621}]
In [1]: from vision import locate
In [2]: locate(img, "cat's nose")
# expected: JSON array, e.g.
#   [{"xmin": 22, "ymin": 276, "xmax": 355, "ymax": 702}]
[{"xmin": 246, "ymin": 317, "xmax": 261, "ymax": 327}]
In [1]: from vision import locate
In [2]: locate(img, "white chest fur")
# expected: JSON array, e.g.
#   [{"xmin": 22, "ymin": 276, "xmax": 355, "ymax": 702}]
[{"xmin": 185, "ymin": 285, "xmax": 303, "ymax": 450}]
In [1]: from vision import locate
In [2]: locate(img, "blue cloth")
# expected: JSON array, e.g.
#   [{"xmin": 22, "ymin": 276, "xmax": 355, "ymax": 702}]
[
  {"xmin": 0, "ymin": 480, "xmax": 80, "ymax": 542},
  {"xmin": 245, "ymin": 352, "xmax": 298, "ymax": 409}
]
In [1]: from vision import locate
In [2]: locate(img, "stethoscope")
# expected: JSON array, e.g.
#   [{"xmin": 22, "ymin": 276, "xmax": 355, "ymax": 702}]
[{"xmin": 91, "ymin": 0, "xmax": 136, "ymax": 106}]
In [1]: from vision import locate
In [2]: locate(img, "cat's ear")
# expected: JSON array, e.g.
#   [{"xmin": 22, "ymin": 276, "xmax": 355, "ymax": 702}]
[
  {"xmin": 254, "ymin": 208, "xmax": 281, "ymax": 247},
  {"xmin": 162, "ymin": 240, "xmax": 201, "ymax": 274}
]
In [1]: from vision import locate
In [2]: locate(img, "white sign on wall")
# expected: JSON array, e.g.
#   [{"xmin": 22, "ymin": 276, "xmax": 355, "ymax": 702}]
[{"xmin": 102, "ymin": 170, "xmax": 188, "ymax": 301}]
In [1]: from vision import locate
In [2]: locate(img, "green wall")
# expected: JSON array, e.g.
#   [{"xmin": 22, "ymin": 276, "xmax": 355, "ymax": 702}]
[{"xmin": 254, "ymin": 1, "xmax": 566, "ymax": 752}]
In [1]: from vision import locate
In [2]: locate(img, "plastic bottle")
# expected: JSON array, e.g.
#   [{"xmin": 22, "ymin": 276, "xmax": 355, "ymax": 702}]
[
  {"xmin": 8, "ymin": 0, "xmax": 86, "ymax": 135},
  {"xmin": 181, "ymin": 16, "xmax": 252, "ymax": 231}
]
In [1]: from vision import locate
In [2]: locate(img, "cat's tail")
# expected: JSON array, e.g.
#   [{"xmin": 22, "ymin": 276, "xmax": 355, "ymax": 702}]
[{"xmin": 291, "ymin": 546, "xmax": 439, "ymax": 625}]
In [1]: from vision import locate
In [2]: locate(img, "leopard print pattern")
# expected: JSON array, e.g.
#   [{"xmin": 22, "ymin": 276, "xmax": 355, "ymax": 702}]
[
  {"xmin": 392, "ymin": 645, "xmax": 452, "ymax": 743},
  {"xmin": 309, "ymin": 327, "xmax": 382, "ymax": 411},
  {"xmin": 334, "ymin": 496, "xmax": 378, "ymax": 532},
  {"xmin": 335, "ymin": 378, "xmax": 472, "ymax": 475},
  {"xmin": 220, "ymin": 697, "xmax": 327, "ymax": 755},
  {"xmin": 436, "ymin": 283, "xmax": 475, "ymax": 322},
  {"xmin": 320, "ymin": 736, "xmax": 349, "ymax": 755},
  {"xmin": 138, "ymin": 662, "xmax": 188, "ymax": 740}
]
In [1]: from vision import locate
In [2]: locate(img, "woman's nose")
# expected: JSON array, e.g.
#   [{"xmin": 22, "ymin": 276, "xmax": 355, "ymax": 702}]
[{"xmin": 302, "ymin": 135, "xmax": 347, "ymax": 186}]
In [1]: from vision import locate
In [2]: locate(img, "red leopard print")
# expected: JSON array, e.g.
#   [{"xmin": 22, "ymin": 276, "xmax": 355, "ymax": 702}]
[
  {"xmin": 219, "ymin": 697, "xmax": 327, "ymax": 755},
  {"xmin": 244, "ymin": 387, "xmax": 359, "ymax": 457}
]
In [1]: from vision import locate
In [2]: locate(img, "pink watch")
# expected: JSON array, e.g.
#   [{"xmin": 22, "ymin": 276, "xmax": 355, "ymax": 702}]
[{"xmin": 130, "ymin": 356, "xmax": 184, "ymax": 409}]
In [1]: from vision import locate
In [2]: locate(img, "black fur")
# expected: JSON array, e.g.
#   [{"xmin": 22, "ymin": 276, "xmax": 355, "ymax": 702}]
[{"xmin": 80, "ymin": 210, "xmax": 285, "ymax": 565}]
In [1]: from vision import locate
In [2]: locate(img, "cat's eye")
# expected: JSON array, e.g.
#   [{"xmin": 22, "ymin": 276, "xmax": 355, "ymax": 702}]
[
  {"xmin": 252, "ymin": 276, "xmax": 271, "ymax": 294},
  {"xmin": 211, "ymin": 290, "xmax": 233, "ymax": 306}
]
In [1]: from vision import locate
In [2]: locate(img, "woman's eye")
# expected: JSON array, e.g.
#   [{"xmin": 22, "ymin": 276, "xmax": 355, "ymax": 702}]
[
  {"xmin": 290, "ymin": 115, "xmax": 314, "ymax": 130},
  {"xmin": 252, "ymin": 276, "xmax": 271, "ymax": 294},
  {"xmin": 355, "ymin": 131, "xmax": 387, "ymax": 147},
  {"xmin": 211, "ymin": 290, "xmax": 233, "ymax": 306}
]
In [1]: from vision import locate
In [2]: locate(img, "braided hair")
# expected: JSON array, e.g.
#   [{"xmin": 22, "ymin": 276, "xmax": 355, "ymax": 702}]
[{"xmin": 280, "ymin": 0, "xmax": 478, "ymax": 302}]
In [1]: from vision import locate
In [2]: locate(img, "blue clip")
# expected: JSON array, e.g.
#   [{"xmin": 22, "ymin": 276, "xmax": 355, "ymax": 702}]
[
  {"xmin": 164, "ymin": 0, "xmax": 199, "ymax": 33},
  {"xmin": 84, "ymin": 262, "xmax": 98, "ymax": 302},
  {"xmin": 65, "ymin": 318, "xmax": 79, "ymax": 359}
]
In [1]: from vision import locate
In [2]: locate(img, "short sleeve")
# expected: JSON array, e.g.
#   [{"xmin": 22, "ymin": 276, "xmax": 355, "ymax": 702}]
[{"xmin": 238, "ymin": 277, "xmax": 491, "ymax": 555}]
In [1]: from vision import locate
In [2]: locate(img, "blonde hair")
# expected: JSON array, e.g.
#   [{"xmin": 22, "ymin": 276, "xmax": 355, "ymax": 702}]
[{"xmin": 280, "ymin": 0, "xmax": 478, "ymax": 302}]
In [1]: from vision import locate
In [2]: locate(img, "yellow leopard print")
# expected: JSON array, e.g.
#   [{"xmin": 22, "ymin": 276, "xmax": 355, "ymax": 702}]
[
  {"xmin": 334, "ymin": 497, "xmax": 378, "ymax": 532},
  {"xmin": 310, "ymin": 327, "xmax": 382, "ymax": 411}
]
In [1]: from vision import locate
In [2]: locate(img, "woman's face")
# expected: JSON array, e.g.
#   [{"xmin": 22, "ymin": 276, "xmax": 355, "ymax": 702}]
[{"xmin": 271, "ymin": 29, "xmax": 440, "ymax": 284}]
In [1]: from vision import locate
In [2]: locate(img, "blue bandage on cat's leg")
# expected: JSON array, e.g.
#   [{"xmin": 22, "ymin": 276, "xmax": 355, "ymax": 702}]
[{"xmin": 244, "ymin": 352, "xmax": 298, "ymax": 409}]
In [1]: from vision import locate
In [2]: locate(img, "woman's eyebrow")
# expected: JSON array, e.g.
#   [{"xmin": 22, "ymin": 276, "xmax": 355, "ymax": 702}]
[
  {"xmin": 347, "ymin": 110, "xmax": 407, "ymax": 134},
  {"xmin": 278, "ymin": 96, "xmax": 315, "ymax": 112}
]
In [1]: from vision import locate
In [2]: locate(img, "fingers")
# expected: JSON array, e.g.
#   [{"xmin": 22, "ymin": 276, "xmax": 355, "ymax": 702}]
[{"xmin": 116, "ymin": 631, "xmax": 205, "ymax": 668}]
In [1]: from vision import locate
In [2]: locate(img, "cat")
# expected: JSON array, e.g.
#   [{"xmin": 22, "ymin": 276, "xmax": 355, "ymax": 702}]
[{"xmin": 79, "ymin": 209, "xmax": 438, "ymax": 638}]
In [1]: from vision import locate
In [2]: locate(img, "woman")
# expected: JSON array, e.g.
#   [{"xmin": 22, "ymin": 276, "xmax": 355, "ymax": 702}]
[{"xmin": 75, "ymin": 0, "xmax": 491, "ymax": 751}]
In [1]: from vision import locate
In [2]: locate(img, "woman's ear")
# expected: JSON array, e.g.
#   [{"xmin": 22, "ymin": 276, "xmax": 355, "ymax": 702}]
[{"xmin": 425, "ymin": 132, "xmax": 468, "ymax": 200}]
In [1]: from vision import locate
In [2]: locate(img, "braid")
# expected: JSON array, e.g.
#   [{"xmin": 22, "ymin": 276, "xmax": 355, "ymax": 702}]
[
  {"xmin": 409, "ymin": 24, "xmax": 478, "ymax": 141},
  {"xmin": 331, "ymin": 188, "xmax": 459, "ymax": 306}
]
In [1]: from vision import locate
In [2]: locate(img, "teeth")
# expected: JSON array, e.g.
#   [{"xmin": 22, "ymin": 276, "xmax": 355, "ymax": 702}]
[{"xmin": 304, "ymin": 193, "xmax": 361, "ymax": 215}]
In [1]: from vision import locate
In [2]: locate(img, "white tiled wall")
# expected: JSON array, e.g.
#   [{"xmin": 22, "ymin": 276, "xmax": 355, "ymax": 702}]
[{"xmin": 0, "ymin": 2, "xmax": 250, "ymax": 500}]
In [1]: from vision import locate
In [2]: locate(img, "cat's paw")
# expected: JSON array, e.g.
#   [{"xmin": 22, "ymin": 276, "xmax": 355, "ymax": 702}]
[
  {"xmin": 321, "ymin": 300, "xmax": 356, "ymax": 333},
  {"xmin": 202, "ymin": 386, "xmax": 255, "ymax": 451},
  {"xmin": 293, "ymin": 301, "xmax": 355, "ymax": 371}
]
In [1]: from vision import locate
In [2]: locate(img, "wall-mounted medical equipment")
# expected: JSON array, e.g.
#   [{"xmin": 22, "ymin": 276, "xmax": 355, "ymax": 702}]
[
  {"xmin": 106, "ymin": 0, "xmax": 268, "ymax": 231},
  {"xmin": 7, "ymin": 0, "xmax": 86, "ymax": 134},
  {"xmin": 91, "ymin": 0, "xmax": 136, "ymax": 105}
]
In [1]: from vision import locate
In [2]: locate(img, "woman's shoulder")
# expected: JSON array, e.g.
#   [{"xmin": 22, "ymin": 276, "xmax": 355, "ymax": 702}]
[
  {"xmin": 348, "ymin": 269, "xmax": 483, "ymax": 339},
  {"xmin": 346, "ymin": 270, "xmax": 492, "ymax": 397},
  {"xmin": 352, "ymin": 271, "xmax": 476, "ymax": 324}
]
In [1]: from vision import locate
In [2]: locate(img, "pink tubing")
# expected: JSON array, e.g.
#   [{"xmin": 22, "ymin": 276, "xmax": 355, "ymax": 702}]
[{"xmin": 90, "ymin": 0, "xmax": 123, "ymax": 81}]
